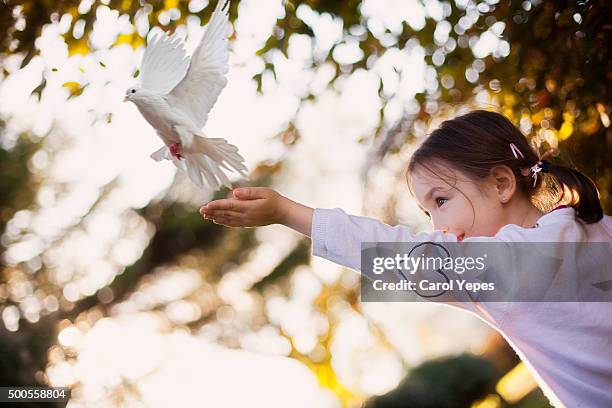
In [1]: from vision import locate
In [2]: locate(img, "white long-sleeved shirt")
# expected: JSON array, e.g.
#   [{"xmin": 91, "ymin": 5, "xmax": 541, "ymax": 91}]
[{"xmin": 310, "ymin": 206, "xmax": 612, "ymax": 408}]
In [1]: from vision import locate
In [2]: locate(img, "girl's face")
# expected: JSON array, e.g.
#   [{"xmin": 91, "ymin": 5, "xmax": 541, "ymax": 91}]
[{"xmin": 409, "ymin": 164, "xmax": 508, "ymax": 240}]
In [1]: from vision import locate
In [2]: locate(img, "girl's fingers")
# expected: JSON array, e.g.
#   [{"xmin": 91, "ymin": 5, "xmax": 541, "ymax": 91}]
[
  {"xmin": 201, "ymin": 199, "xmax": 246, "ymax": 214},
  {"xmin": 212, "ymin": 217, "xmax": 228, "ymax": 225},
  {"xmin": 212, "ymin": 215, "xmax": 240, "ymax": 227},
  {"xmin": 205, "ymin": 210, "xmax": 244, "ymax": 219},
  {"xmin": 232, "ymin": 187, "xmax": 268, "ymax": 200},
  {"xmin": 202, "ymin": 210, "xmax": 246, "ymax": 227}
]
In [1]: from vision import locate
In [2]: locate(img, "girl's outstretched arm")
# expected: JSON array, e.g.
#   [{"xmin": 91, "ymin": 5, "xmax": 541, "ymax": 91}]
[
  {"xmin": 201, "ymin": 187, "xmax": 435, "ymax": 271},
  {"xmin": 201, "ymin": 188, "xmax": 508, "ymax": 311},
  {"xmin": 200, "ymin": 187, "xmax": 314, "ymax": 237}
]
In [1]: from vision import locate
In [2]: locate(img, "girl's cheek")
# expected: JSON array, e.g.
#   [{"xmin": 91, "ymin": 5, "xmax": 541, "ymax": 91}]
[{"xmin": 456, "ymin": 200, "xmax": 474, "ymax": 222}]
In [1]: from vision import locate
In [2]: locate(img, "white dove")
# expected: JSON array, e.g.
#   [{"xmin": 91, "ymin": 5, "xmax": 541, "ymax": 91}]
[{"xmin": 123, "ymin": 0, "xmax": 247, "ymax": 190}]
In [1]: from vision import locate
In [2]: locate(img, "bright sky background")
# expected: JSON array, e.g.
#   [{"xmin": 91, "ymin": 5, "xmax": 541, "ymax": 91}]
[{"xmin": 0, "ymin": 0, "xmax": 505, "ymax": 406}]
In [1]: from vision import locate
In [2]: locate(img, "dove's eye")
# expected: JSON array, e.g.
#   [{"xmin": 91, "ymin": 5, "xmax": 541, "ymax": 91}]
[{"xmin": 131, "ymin": 89, "xmax": 136, "ymax": 94}]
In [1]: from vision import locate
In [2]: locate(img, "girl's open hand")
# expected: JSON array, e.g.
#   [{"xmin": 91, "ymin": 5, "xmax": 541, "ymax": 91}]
[{"xmin": 200, "ymin": 187, "xmax": 286, "ymax": 228}]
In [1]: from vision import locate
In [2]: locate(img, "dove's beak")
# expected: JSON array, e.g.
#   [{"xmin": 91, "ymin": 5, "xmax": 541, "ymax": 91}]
[{"xmin": 123, "ymin": 95, "xmax": 128, "ymax": 102}]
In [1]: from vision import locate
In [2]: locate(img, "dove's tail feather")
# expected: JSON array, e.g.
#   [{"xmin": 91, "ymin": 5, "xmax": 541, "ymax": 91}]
[{"xmin": 184, "ymin": 135, "xmax": 249, "ymax": 190}]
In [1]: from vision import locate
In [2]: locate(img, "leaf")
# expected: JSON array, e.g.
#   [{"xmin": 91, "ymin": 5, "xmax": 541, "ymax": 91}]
[
  {"xmin": 164, "ymin": 0, "xmax": 179, "ymax": 9},
  {"xmin": 133, "ymin": 69, "xmax": 140, "ymax": 78},
  {"xmin": 253, "ymin": 73, "xmax": 262, "ymax": 93},
  {"xmin": 252, "ymin": 240, "xmax": 310, "ymax": 291},
  {"xmin": 19, "ymin": 49, "xmax": 35, "ymax": 69},
  {"xmin": 115, "ymin": 33, "xmax": 135, "ymax": 46},
  {"xmin": 68, "ymin": 37, "xmax": 90, "ymax": 56},
  {"xmin": 114, "ymin": 33, "xmax": 146, "ymax": 49},
  {"xmin": 62, "ymin": 81, "xmax": 85, "ymax": 98},
  {"xmin": 31, "ymin": 77, "xmax": 47, "ymax": 101}
]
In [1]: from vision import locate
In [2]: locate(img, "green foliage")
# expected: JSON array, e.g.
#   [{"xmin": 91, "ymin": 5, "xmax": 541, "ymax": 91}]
[
  {"xmin": 257, "ymin": 1, "xmax": 610, "ymax": 210},
  {"xmin": 0, "ymin": 1, "xmax": 610, "ymax": 405},
  {"xmin": 0, "ymin": 121, "xmax": 41, "ymax": 240},
  {"xmin": 3, "ymin": 2, "xmax": 610, "ymax": 211},
  {"xmin": 364, "ymin": 354, "xmax": 498, "ymax": 408},
  {"xmin": 1, "ymin": 0, "xmax": 240, "ymax": 66},
  {"xmin": 253, "ymin": 238, "xmax": 311, "ymax": 290}
]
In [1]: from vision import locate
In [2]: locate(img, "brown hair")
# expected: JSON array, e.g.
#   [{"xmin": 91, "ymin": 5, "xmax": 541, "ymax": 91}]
[{"xmin": 406, "ymin": 110, "xmax": 603, "ymax": 224}]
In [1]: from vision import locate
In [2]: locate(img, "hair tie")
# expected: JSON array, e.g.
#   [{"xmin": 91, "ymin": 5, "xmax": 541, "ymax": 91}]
[
  {"xmin": 510, "ymin": 143, "xmax": 553, "ymax": 187},
  {"xmin": 521, "ymin": 159, "xmax": 550, "ymax": 187}
]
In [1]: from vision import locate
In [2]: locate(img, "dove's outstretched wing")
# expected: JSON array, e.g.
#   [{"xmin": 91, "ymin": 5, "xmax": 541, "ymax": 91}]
[
  {"xmin": 139, "ymin": 31, "xmax": 190, "ymax": 94},
  {"xmin": 166, "ymin": 0, "xmax": 231, "ymax": 129}
]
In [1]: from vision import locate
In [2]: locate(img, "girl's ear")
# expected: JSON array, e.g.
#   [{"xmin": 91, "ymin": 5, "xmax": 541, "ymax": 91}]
[{"xmin": 489, "ymin": 165, "xmax": 517, "ymax": 204}]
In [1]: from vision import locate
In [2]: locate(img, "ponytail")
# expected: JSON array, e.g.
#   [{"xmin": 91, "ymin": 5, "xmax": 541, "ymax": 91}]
[{"xmin": 547, "ymin": 164, "xmax": 603, "ymax": 224}]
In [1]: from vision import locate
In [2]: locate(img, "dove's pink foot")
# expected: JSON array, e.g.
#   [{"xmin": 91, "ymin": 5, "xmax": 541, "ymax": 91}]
[{"xmin": 170, "ymin": 143, "xmax": 183, "ymax": 160}]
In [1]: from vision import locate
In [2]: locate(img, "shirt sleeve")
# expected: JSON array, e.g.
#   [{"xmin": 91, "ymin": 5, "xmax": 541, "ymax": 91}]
[
  {"xmin": 311, "ymin": 207, "xmax": 459, "ymax": 272},
  {"xmin": 310, "ymin": 207, "xmax": 512, "ymax": 323}
]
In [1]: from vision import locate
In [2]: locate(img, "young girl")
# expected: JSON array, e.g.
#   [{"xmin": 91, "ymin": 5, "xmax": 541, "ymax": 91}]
[{"xmin": 199, "ymin": 110, "xmax": 611, "ymax": 407}]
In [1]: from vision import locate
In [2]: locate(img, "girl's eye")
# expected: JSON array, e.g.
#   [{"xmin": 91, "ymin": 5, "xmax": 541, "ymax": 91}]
[{"xmin": 435, "ymin": 197, "xmax": 447, "ymax": 208}]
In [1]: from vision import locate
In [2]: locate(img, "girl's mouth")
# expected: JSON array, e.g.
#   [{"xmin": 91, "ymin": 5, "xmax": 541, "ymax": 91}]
[{"xmin": 457, "ymin": 233, "xmax": 465, "ymax": 242}]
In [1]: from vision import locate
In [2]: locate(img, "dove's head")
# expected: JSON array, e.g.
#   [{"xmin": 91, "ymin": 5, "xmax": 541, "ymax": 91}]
[{"xmin": 123, "ymin": 86, "xmax": 146, "ymax": 103}]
